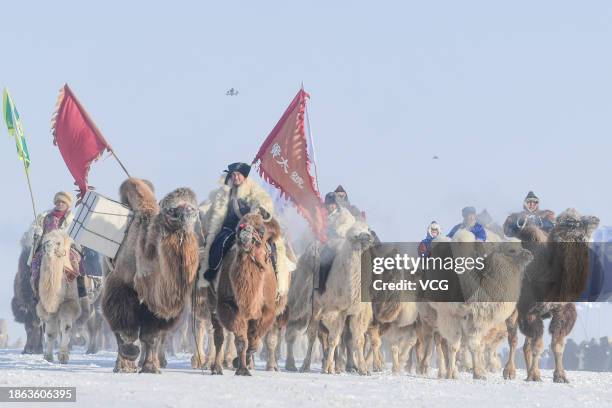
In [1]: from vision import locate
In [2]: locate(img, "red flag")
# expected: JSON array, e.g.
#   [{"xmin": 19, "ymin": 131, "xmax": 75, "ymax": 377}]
[
  {"xmin": 254, "ymin": 89, "xmax": 327, "ymax": 242},
  {"xmin": 51, "ymin": 84, "xmax": 110, "ymax": 200}
]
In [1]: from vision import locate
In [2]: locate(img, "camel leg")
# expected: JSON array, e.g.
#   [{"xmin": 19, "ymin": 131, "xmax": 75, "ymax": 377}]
[
  {"xmin": 204, "ymin": 319, "xmax": 216, "ymax": 369},
  {"xmin": 551, "ymin": 303, "xmax": 577, "ymax": 383},
  {"xmin": 503, "ymin": 310, "xmax": 518, "ymax": 380},
  {"xmin": 246, "ymin": 306, "xmax": 276, "ymax": 371},
  {"xmin": 521, "ymin": 313, "xmax": 544, "ymax": 382},
  {"xmin": 234, "ymin": 331, "xmax": 250, "ymax": 376},
  {"xmin": 43, "ymin": 316, "xmax": 58, "ymax": 363},
  {"xmin": 210, "ymin": 315, "xmax": 225, "ymax": 375},
  {"xmin": 467, "ymin": 335, "xmax": 486, "ymax": 380},
  {"xmin": 445, "ymin": 336, "xmax": 460, "ymax": 380},
  {"xmin": 416, "ymin": 321, "xmax": 434, "ymax": 375},
  {"xmin": 300, "ymin": 319, "xmax": 318, "ymax": 372},
  {"xmin": 265, "ymin": 323, "xmax": 280, "ymax": 371},
  {"xmin": 433, "ymin": 332, "xmax": 447, "ymax": 378},
  {"xmin": 85, "ymin": 306, "xmax": 102, "ymax": 354},
  {"xmin": 285, "ymin": 323, "xmax": 299, "ymax": 372},
  {"xmin": 347, "ymin": 315, "xmax": 369, "ymax": 375},
  {"xmin": 113, "ymin": 333, "xmax": 138, "ymax": 373},
  {"xmin": 321, "ymin": 315, "xmax": 344, "ymax": 374},
  {"xmin": 158, "ymin": 332, "xmax": 168, "ymax": 369},
  {"xmin": 191, "ymin": 317, "xmax": 206, "ymax": 369},
  {"xmin": 224, "ymin": 332, "xmax": 237, "ymax": 368},
  {"xmin": 369, "ymin": 325, "xmax": 383, "ymax": 372},
  {"xmin": 139, "ymin": 329, "xmax": 161, "ymax": 374},
  {"xmin": 58, "ymin": 302, "xmax": 79, "ymax": 364}
]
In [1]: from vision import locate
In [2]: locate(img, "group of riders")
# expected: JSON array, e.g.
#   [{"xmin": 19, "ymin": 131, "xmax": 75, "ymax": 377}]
[
  {"xmin": 417, "ymin": 190, "xmax": 556, "ymax": 257},
  {"xmin": 26, "ymin": 160, "xmax": 557, "ymax": 300}
]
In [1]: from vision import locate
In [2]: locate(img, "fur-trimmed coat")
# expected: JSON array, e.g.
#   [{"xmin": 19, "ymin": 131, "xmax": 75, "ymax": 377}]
[{"xmin": 198, "ymin": 176, "xmax": 289, "ymax": 295}]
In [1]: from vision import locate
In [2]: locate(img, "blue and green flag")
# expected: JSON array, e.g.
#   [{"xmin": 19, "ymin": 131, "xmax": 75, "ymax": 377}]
[{"xmin": 2, "ymin": 88, "xmax": 31, "ymax": 170}]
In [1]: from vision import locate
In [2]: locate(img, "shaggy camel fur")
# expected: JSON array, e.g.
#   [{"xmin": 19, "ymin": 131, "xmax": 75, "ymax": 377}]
[
  {"xmin": 503, "ymin": 208, "xmax": 599, "ymax": 383},
  {"xmin": 313, "ymin": 222, "xmax": 376, "ymax": 375},
  {"xmin": 11, "ymin": 227, "xmax": 43, "ymax": 354},
  {"xmin": 70, "ymin": 276, "xmax": 104, "ymax": 354},
  {"xmin": 427, "ymin": 230, "xmax": 533, "ymax": 379},
  {"xmin": 36, "ymin": 230, "xmax": 81, "ymax": 364},
  {"xmin": 457, "ymin": 321, "xmax": 507, "ymax": 373},
  {"xmin": 210, "ymin": 212, "xmax": 278, "ymax": 376},
  {"xmin": 102, "ymin": 178, "xmax": 199, "ymax": 373}
]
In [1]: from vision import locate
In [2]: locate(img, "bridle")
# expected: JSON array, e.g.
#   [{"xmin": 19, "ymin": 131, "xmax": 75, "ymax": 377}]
[{"xmin": 237, "ymin": 222, "xmax": 270, "ymax": 269}]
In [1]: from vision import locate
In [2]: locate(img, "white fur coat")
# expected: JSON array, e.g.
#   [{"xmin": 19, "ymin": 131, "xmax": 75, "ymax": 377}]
[{"xmin": 198, "ymin": 176, "xmax": 290, "ymax": 296}]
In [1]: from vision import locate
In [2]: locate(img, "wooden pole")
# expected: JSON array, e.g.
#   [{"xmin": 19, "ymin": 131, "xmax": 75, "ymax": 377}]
[
  {"xmin": 22, "ymin": 162, "xmax": 36, "ymax": 220},
  {"xmin": 110, "ymin": 149, "xmax": 131, "ymax": 178}
]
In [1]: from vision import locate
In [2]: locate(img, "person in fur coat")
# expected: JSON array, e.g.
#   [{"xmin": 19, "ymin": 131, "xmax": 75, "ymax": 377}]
[
  {"xmin": 198, "ymin": 162, "xmax": 288, "ymax": 289},
  {"xmin": 28, "ymin": 191, "xmax": 86, "ymax": 298},
  {"xmin": 504, "ymin": 191, "xmax": 555, "ymax": 237},
  {"xmin": 316, "ymin": 191, "xmax": 357, "ymax": 293}
]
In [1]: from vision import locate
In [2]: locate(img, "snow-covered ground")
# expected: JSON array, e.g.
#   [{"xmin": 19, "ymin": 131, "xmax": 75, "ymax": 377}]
[{"xmin": 0, "ymin": 349, "xmax": 611, "ymax": 408}]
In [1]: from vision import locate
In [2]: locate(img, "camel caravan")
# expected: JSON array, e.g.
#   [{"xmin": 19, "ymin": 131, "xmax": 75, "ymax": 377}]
[
  {"xmin": 10, "ymin": 170, "xmax": 602, "ymax": 383},
  {"xmin": 5, "ymin": 86, "xmax": 605, "ymax": 382}
]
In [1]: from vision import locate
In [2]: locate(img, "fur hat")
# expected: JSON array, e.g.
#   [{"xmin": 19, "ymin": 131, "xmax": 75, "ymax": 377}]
[
  {"xmin": 462, "ymin": 206, "xmax": 476, "ymax": 217},
  {"xmin": 53, "ymin": 191, "xmax": 73, "ymax": 207},
  {"xmin": 427, "ymin": 221, "xmax": 441, "ymax": 236},
  {"xmin": 225, "ymin": 162, "xmax": 251, "ymax": 178},
  {"xmin": 334, "ymin": 185, "xmax": 346, "ymax": 194},
  {"xmin": 324, "ymin": 192, "xmax": 338, "ymax": 205},
  {"xmin": 524, "ymin": 191, "xmax": 539, "ymax": 203}
]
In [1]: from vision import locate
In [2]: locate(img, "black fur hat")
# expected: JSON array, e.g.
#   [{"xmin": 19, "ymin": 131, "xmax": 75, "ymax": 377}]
[
  {"xmin": 524, "ymin": 191, "xmax": 539, "ymax": 202},
  {"xmin": 462, "ymin": 206, "xmax": 476, "ymax": 217},
  {"xmin": 324, "ymin": 192, "xmax": 338, "ymax": 205},
  {"xmin": 225, "ymin": 162, "xmax": 251, "ymax": 178}
]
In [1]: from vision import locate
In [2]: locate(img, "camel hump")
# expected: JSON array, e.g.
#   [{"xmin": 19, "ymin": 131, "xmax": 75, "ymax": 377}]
[{"xmin": 119, "ymin": 178, "xmax": 158, "ymax": 216}]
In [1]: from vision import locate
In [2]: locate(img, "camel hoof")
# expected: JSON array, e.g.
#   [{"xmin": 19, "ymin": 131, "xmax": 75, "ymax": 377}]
[
  {"xmin": 525, "ymin": 375, "xmax": 542, "ymax": 382},
  {"xmin": 58, "ymin": 352, "xmax": 69, "ymax": 364},
  {"xmin": 285, "ymin": 362, "xmax": 297, "ymax": 372},
  {"xmin": 211, "ymin": 364, "xmax": 223, "ymax": 375},
  {"xmin": 266, "ymin": 365, "xmax": 279, "ymax": 372},
  {"xmin": 159, "ymin": 357, "xmax": 168, "ymax": 369},
  {"xmin": 235, "ymin": 367, "xmax": 252, "ymax": 376},
  {"xmin": 232, "ymin": 357, "xmax": 240, "ymax": 369},
  {"xmin": 44, "ymin": 354, "xmax": 53, "ymax": 363},
  {"xmin": 119, "ymin": 344, "xmax": 140, "ymax": 361},
  {"xmin": 139, "ymin": 363, "xmax": 161, "ymax": 374},
  {"xmin": 553, "ymin": 373, "xmax": 569, "ymax": 383},
  {"xmin": 503, "ymin": 367, "xmax": 516, "ymax": 380},
  {"xmin": 299, "ymin": 365, "xmax": 311, "ymax": 373},
  {"xmin": 473, "ymin": 373, "xmax": 486, "ymax": 380}
]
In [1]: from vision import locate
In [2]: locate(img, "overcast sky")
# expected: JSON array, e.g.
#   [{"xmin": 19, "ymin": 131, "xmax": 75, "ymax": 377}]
[{"xmin": 1, "ymin": 1, "xmax": 610, "ymax": 342}]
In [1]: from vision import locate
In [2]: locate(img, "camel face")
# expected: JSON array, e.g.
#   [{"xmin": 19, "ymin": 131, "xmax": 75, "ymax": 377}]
[
  {"xmin": 554, "ymin": 209, "xmax": 600, "ymax": 242},
  {"xmin": 347, "ymin": 222, "xmax": 375, "ymax": 251},
  {"xmin": 42, "ymin": 232, "xmax": 67, "ymax": 258},
  {"xmin": 159, "ymin": 187, "xmax": 199, "ymax": 232},
  {"xmin": 237, "ymin": 213, "xmax": 266, "ymax": 252}
]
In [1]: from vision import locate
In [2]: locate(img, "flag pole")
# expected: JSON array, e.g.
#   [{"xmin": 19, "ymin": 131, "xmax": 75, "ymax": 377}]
[
  {"xmin": 22, "ymin": 163, "xmax": 37, "ymax": 219},
  {"xmin": 109, "ymin": 149, "xmax": 131, "ymax": 178}
]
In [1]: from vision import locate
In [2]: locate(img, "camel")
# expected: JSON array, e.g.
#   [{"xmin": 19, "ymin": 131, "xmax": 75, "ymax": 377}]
[
  {"xmin": 426, "ymin": 230, "xmax": 533, "ymax": 379},
  {"xmin": 209, "ymin": 212, "xmax": 278, "ymax": 376},
  {"xmin": 313, "ymin": 221, "xmax": 376, "ymax": 375},
  {"xmin": 102, "ymin": 178, "xmax": 199, "ymax": 373},
  {"xmin": 503, "ymin": 208, "xmax": 599, "ymax": 383},
  {"xmin": 11, "ymin": 227, "xmax": 43, "ymax": 354},
  {"xmin": 35, "ymin": 230, "xmax": 81, "ymax": 364}
]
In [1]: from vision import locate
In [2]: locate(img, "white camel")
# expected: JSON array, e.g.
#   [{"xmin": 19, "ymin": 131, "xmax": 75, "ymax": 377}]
[{"xmin": 36, "ymin": 230, "xmax": 81, "ymax": 364}]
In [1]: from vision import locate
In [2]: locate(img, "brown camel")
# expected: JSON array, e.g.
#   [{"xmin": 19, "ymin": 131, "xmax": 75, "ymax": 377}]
[
  {"xmin": 503, "ymin": 208, "xmax": 599, "ymax": 383},
  {"xmin": 210, "ymin": 212, "xmax": 278, "ymax": 376},
  {"xmin": 102, "ymin": 178, "xmax": 199, "ymax": 373}
]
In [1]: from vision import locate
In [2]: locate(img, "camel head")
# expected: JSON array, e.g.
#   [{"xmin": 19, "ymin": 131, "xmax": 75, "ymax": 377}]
[
  {"xmin": 236, "ymin": 213, "xmax": 267, "ymax": 253},
  {"xmin": 159, "ymin": 187, "xmax": 199, "ymax": 232},
  {"xmin": 346, "ymin": 221, "xmax": 375, "ymax": 251},
  {"xmin": 41, "ymin": 230, "xmax": 69, "ymax": 259},
  {"xmin": 552, "ymin": 208, "xmax": 599, "ymax": 243}
]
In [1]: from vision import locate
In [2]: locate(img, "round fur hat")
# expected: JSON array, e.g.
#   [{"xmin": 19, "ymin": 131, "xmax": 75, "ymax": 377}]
[{"xmin": 54, "ymin": 191, "xmax": 73, "ymax": 207}]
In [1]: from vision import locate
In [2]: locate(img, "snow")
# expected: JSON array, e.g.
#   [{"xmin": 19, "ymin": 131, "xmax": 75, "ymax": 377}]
[{"xmin": 0, "ymin": 349, "xmax": 610, "ymax": 408}]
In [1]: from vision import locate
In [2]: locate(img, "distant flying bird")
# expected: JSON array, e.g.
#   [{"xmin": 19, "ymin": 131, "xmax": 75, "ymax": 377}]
[
  {"xmin": 226, "ymin": 88, "xmax": 239, "ymax": 96},
  {"xmin": 432, "ymin": 155, "xmax": 439, "ymax": 160}
]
